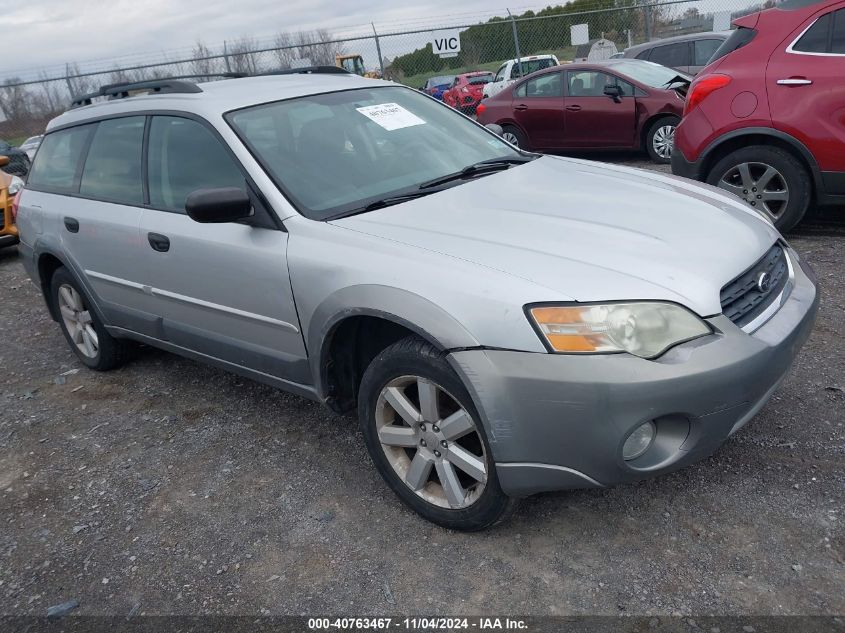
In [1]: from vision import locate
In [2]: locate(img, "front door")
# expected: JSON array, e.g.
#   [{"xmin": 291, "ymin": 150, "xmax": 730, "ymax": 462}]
[
  {"xmin": 138, "ymin": 115, "xmax": 308, "ymax": 385},
  {"xmin": 563, "ymin": 70, "xmax": 637, "ymax": 148},
  {"xmin": 766, "ymin": 4, "xmax": 845, "ymax": 179}
]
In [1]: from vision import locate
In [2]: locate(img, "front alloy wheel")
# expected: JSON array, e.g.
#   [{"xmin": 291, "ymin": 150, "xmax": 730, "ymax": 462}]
[
  {"xmin": 375, "ymin": 375, "xmax": 487, "ymax": 509},
  {"xmin": 358, "ymin": 336, "xmax": 514, "ymax": 530}
]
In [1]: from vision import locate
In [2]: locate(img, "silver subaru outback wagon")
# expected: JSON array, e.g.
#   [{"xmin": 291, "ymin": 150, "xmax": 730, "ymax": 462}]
[{"xmin": 16, "ymin": 71, "xmax": 818, "ymax": 530}]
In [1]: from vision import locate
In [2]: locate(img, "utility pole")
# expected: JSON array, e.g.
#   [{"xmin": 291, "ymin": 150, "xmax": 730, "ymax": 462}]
[
  {"xmin": 507, "ymin": 9, "xmax": 523, "ymax": 78},
  {"xmin": 372, "ymin": 23, "xmax": 385, "ymax": 79}
]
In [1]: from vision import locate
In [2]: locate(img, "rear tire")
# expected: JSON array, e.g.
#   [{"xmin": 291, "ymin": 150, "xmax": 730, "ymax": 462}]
[
  {"xmin": 358, "ymin": 336, "xmax": 515, "ymax": 531},
  {"xmin": 706, "ymin": 145, "xmax": 811, "ymax": 232},
  {"xmin": 51, "ymin": 267, "xmax": 132, "ymax": 371},
  {"xmin": 501, "ymin": 125, "xmax": 530, "ymax": 151},
  {"xmin": 645, "ymin": 115, "xmax": 679, "ymax": 164}
]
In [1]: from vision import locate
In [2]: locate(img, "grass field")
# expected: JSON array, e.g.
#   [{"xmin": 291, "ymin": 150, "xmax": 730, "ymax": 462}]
[{"xmin": 397, "ymin": 46, "xmax": 577, "ymax": 88}]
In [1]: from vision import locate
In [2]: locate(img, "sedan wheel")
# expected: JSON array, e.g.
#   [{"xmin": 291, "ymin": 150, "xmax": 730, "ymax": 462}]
[
  {"xmin": 651, "ymin": 124, "xmax": 675, "ymax": 160},
  {"xmin": 375, "ymin": 375, "xmax": 487, "ymax": 509},
  {"xmin": 58, "ymin": 284, "xmax": 99, "ymax": 359},
  {"xmin": 716, "ymin": 161, "xmax": 789, "ymax": 223},
  {"xmin": 502, "ymin": 131, "xmax": 520, "ymax": 147}
]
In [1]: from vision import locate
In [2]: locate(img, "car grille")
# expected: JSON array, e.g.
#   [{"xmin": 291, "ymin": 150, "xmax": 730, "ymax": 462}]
[{"xmin": 720, "ymin": 244, "xmax": 789, "ymax": 328}]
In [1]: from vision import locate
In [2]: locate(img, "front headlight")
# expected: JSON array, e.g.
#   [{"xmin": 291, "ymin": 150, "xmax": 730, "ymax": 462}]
[
  {"xmin": 7, "ymin": 176, "xmax": 24, "ymax": 196},
  {"xmin": 527, "ymin": 302, "xmax": 711, "ymax": 359}
]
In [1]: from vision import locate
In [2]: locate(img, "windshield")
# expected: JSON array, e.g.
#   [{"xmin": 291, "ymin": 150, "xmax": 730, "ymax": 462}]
[
  {"xmin": 468, "ymin": 75, "xmax": 493, "ymax": 85},
  {"xmin": 607, "ymin": 60, "xmax": 691, "ymax": 87},
  {"xmin": 512, "ymin": 58, "xmax": 557, "ymax": 77},
  {"xmin": 227, "ymin": 85, "xmax": 521, "ymax": 220}
]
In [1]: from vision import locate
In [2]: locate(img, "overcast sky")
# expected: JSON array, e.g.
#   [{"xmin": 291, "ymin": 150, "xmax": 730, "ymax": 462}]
[{"xmin": 0, "ymin": 0, "xmax": 521, "ymax": 78}]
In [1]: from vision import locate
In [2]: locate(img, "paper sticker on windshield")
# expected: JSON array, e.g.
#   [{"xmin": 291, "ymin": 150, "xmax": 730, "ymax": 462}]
[{"xmin": 356, "ymin": 103, "xmax": 425, "ymax": 131}]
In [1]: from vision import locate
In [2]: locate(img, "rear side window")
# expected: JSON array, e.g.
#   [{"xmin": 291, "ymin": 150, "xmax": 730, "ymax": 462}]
[
  {"xmin": 648, "ymin": 42, "xmax": 691, "ymax": 68},
  {"xmin": 147, "ymin": 116, "xmax": 244, "ymax": 212},
  {"xmin": 27, "ymin": 125, "xmax": 93, "ymax": 193},
  {"xmin": 522, "ymin": 72, "xmax": 563, "ymax": 97},
  {"xmin": 694, "ymin": 39, "xmax": 723, "ymax": 65},
  {"xmin": 793, "ymin": 13, "xmax": 832, "ymax": 52},
  {"xmin": 709, "ymin": 27, "xmax": 757, "ymax": 63},
  {"xmin": 635, "ymin": 49, "xmax": 651, "ymax": 60},
  {"xmin": 79, "ymin": 117, "xmax": 145, "ymax": 204}
]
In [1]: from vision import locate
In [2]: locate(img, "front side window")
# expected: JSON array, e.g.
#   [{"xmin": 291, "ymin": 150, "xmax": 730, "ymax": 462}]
[
  {"xmin": 147, "ymin": 116, "xmax": 245, "ymax": 212},
  {"xmin": 793, "ymin": 13, "xmax": 831, "ymax": 52},
  {"xmin": 227, "ymin": 86, "xmax": 521, "ymax": 220},
  {"xmin": 833, "ymin": 9, "xmax": 845, "ymax": 53},
  {"xmin": 494, "ymin": 65, "xmax": 507, "ymax": 81},
  {"xmin": 523, "ymin": 72, "xmax": 563, "ymax": 97},
  {"xmin": 79, "ymin": 117, "xmax": 144, "ymax": 204},
  {"xmin": 27, "ymin": 125, "xmax": 93, "ymax": 193},
  {"xmin": 568, "ymin": 71, "xmax": 623, "ymax": 97},
  {"xmin": 648, "ymin": 42, "xmax": 691, "ymax": 68}
]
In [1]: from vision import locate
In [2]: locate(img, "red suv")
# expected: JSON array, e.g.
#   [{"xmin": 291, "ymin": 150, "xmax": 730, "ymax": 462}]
[
  {"xmin": 442, "ymin": 72, "xmax": 494, "ymax": 114},
  {"xmin": 672, "ymin": 0, "xmax": 845, "ymax": 231}
]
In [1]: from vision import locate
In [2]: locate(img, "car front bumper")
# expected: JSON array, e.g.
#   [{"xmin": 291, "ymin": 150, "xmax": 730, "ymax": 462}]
[{"xmin": 448, "ymin": 251, "xmax": 819, "ymax": 497}]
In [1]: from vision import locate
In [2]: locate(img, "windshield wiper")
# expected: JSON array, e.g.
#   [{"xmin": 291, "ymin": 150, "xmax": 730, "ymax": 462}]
[
  {"xmin": 326, "ymin": 190, "xmax": 439, "ymax": 220},
  {"xmin": 419, "ymin": 156, "xmax": 535, "ymax": 190}
]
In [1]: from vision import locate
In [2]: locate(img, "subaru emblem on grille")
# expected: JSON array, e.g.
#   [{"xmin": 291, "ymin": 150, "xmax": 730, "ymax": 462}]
[{"xmin": 756, "ymin": 271, "xmax": 772, "ymax": 294}]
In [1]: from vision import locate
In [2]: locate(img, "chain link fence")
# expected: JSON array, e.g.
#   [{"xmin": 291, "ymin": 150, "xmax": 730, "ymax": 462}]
[{"xmin": 1, "ymin": 0, "xmax": 772, "ymax": 151}]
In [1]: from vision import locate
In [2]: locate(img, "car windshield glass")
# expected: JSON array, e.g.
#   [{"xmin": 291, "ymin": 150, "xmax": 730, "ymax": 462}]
[
  {"xmin": 227, "ymin": 86, "xmax": 522, "ymax": 220},
  {"xmin": 606, "ymin": 60, "xmax": 691, "ymax": 87}
]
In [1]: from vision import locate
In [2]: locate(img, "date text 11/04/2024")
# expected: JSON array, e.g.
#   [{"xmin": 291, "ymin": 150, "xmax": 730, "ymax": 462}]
[{"xmin": 307, "ymin": 618, "xmax": 529, "ymax": 630}]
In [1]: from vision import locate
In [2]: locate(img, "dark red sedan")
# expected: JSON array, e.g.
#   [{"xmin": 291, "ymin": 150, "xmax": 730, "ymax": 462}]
[
  {"xmin": 476, "ymin": 60, "xmax": 689, "ymax": 163},
  {"xmin": 442, "ymin": 72, "xmax": 494, "ymax": 114}
]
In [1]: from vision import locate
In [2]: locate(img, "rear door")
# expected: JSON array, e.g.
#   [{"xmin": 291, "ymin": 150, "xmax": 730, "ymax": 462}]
[
  {"xmin": 137, "ymin": 115, "xmax": 308, "ymax": 384},
  {"xmin": 563, "ymin": 70, "xmax": 637, "ymax": 148},
  {"xmin": 511, "ymin": 72, "xmax": 566, "ymax": 150},
  {"xmin": 767, "ymin": 5, "xmax": 845, "ymax": 180},
  {"xmin": 26, "ymin": 118, "xmax": 152, "ymax": 333}
]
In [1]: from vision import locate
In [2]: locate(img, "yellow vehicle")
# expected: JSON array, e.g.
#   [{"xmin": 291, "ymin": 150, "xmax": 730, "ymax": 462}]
[
  {"xmin": 0, "ymin": 155, "xmax": 24, "ymax": 248},
  {"xmin": 335, "ymin": 54, "xmax": 381, "ymax": 79}
]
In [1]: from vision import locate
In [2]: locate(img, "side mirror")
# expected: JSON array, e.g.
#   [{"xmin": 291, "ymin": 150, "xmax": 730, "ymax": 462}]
[
  {"xmin": 185, "ymin": 187, "xmax": 253, "ymax": 223},
  {"xmin": 0, "ymin": 156, "xmax": 9, "ymax": 167},
  {"xmin": 603, "ymin": 85, "xmax": 623, "ymax": 102},
  {"xmin": 485, "ymin": 123, "xmax": 504, "ymax": 137}
]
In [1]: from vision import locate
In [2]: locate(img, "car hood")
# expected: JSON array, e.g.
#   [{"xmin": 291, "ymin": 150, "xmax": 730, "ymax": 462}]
[{"xmin": 331, "ymin": 156, "xmax": 780, "ymax": 317}]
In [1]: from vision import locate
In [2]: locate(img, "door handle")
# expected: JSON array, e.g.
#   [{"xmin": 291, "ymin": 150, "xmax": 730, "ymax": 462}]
[
  {"xmin": 147, "ymin": 232, "xmax": 170, "ymax": 252},
  {"xmin": 776, "ymin": 78, "xmax": 812, "ymax": 86},
  {"xmin": 63, "ymin": 217, "xmax": 79, "ymax": 233},
  {"xmin": 565, "ymin": 105, "xmax": 582, "ymax": 112},
  {"xmin": 514, "ymin": 103, "xmax": 528, "ymax": 111}
]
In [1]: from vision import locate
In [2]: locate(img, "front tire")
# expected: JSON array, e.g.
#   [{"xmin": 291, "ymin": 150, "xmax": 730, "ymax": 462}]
[
  {"xmin": 645, "ymin": 115, "xmax": 679, "ymax": 164},
  {"xmin": 51, "ymin": 267, "xmax": 132, "ymax": 371},
  {"xmin": 358, "ymin": 336, "xmax": 514, "ymax": 531},
  {"xmin": 706, "ymin": 145, "xmax": 811, "ymax": 232},
  {"xmin": 501, "ymin": 125, "xmax": 529, "ymax": 151}
]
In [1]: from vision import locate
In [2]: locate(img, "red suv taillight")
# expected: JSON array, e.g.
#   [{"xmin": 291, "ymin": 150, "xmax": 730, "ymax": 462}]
[
  {"xmin": 10, "ymin": 190, "xmax": 22, "ymax": 222},
  {"xmin": 476, "ymin": 103, "xmax": 487, "ymax": 116},
  {"xmin": 684, "ymin": 74, "xmax": 732, "ymax": 116}
]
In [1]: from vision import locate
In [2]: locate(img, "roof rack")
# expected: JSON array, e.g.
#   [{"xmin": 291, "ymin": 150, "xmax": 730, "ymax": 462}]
[{"xmin": 68, "ymin": 66, "xmax": 353, "ymax": 109}]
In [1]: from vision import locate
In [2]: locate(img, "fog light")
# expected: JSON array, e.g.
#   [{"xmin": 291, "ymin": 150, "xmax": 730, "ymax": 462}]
[{"xmin": 623, "ymin": 421, "xmax": 656, "ymax": 461}]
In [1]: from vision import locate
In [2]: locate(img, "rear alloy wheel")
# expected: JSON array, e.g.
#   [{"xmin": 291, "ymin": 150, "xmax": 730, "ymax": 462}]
[
  {"xmin": 706, "ymin": 145, "xmax": 811, "ymax": 232},
  {"xmin": 501, "ymin": 125, "xmax": 529, "ymax": 151},
  {"xmin": 359, "ymin": 336, "xmax": 514, "ymax": 530},
  {"xmin": 51, "ymin": 266, "xmax": 132, "ymax": 371},
  {"xmin": 645, "ymin": 116, "xmax": 679, "ymax": 164}
]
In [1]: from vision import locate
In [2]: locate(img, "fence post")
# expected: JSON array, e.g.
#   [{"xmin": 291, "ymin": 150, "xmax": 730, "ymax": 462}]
[
  {"xmin": 372, "ymin": 23, "xmax": 386, "ymax": 79},
  {"xmin": 64, "ymin": 64, "xmax": 75, "ymax": 98},
  {"xmin": 642, "ymin": 2, "xmax": 653, "ymax": 41},
  {"xmin": 507, "ymin": 9, "xmax": 523, "ymax": 77},
  {"xmin": 223, "ymin": 41, "xmax": 232, "ymax": 73}
]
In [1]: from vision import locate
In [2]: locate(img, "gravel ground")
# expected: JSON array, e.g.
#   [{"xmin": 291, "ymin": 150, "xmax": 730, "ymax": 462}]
[{"xmin": 1, "ymin": 155, "xmax": 843, "ymax": 617}]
